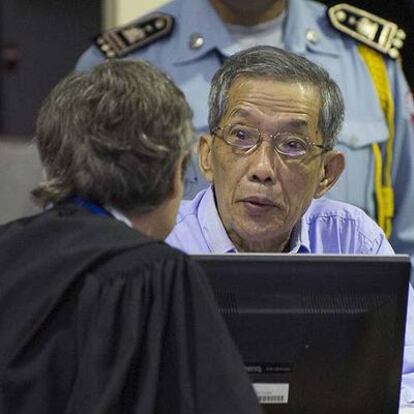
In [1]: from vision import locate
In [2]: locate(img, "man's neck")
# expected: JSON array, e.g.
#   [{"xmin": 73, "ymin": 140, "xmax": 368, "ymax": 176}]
[
  {"xmin": 124, "ymin": 203, "xmax": 172, "ymax": 241},
  {"xmin": 209, "ymin": 0, "xmax": 286, "ymax": 26}
]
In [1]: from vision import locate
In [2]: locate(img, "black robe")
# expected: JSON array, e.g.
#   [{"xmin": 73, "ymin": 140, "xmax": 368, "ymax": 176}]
[{"xmin": 0, "ymin": 204, "xmax": 261, "ymax": 414}]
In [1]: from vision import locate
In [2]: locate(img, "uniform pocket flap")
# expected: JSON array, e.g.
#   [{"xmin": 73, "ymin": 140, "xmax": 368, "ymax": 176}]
[{"xmin": 338, "ymin": 117, "xmax": 388, "ymax": 148}]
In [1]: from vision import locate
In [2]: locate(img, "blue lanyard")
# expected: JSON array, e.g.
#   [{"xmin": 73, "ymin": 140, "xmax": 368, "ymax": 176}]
[{"xmin": 68, "ymin": 195, "xmax": 111, "ymax": 218}]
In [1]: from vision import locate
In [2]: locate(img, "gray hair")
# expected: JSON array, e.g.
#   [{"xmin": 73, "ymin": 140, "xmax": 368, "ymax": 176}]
[
  {"xmin": 209, "ymin": 46, "xmax": 344, "ymax": 149},
  {"xmin": 32, "ymin": 59, "xmax": 193, "ymax": 213}
]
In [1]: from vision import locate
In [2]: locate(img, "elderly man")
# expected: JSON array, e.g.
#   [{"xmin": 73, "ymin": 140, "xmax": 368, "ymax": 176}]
[
  {"xmin": 77, "ymin": 0, "xmax": 414, "ymax": 278},
  {"xmin": 166, "ymin": 46, "xmax": 414, "ymax": 408},
  {"xmin": 0, "ymin": 60, "xmax": 261, "ymax": 414}
]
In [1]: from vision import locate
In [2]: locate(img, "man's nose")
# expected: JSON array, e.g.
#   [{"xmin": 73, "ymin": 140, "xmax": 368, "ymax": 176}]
[{"xmin": 248, "ymin": 141, "xmax": 277, "ymax": 184}]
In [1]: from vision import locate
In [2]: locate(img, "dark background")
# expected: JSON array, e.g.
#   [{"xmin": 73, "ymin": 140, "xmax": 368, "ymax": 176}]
[
  {"xmin": 0, "ymin": 0, "xmax": 412, "ymax": 136},
  {"xmin": 0, "ymin": 0, "xmax": 101, "ymax": 136}
]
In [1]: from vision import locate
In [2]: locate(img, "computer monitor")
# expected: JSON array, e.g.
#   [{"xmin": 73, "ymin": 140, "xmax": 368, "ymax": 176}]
[{"xmin": 193, "ymin": 254, "xmax": 411, "ymax": 414}]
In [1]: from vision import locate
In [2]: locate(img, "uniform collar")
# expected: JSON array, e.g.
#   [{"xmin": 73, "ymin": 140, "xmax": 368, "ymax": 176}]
[
  {"xmin": 172, "ymin": 0, "xmax": 341, "ymax": 64},
  {"xmin": 172, "ymin": 0, "xmax": 235, "ymax": 64},
  {"xmin": 198, "ymin": 185, "xmax": 311, "ymax": 254},
  {"xmin": 284, "ymin": 0, "xmax": 341, "ymax": 57}
]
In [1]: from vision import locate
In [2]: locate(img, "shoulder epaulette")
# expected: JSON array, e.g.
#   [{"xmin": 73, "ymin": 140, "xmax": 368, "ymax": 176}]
[
  {"xmin": 327, "ymin": 3, "xmax": 406, "ymax": 59},
  {"xmin": 94, "ymin": 12, "xmax": 174, "ymax": 59}
]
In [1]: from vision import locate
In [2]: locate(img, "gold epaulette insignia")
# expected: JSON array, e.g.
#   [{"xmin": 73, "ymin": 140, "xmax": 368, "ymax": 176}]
[
  {"xmin": 94, "ymin": 13, "xmax": 174, "ymax": 59},
  {"xmin": 327, "ymin": 3, "xmax": 406, "ymax": 59}
]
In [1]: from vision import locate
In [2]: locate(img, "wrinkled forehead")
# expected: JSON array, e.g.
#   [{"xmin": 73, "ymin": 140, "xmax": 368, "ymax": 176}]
[
  {"xmin": 226, "ymin": 74, "xmax": 321, "ymax": 100},
  {"xmin": 223, "ymin": 76, "xmax": 322, "ymax": 126}
]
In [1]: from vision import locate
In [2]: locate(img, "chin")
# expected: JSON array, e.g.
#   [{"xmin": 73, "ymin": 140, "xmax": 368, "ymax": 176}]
[
  {"xmin": 238, "ymin": 229, "xmax": 285, "ymax": 250},
  {"xmin": 223, "ymin": 0, "xmax": 280, "ymax": 13},
  {"xmin": 240, "ymin": 221, "xmax": 284, "ymax": 237}
]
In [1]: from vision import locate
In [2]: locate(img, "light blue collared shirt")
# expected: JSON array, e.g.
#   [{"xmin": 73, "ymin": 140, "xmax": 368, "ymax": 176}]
[
  {"xmin": 167, "ymin": 187, "xmax": 394, "ymax": 255},
  {"xmin": 166, "ymin": 186, "xmax": 414, "ymax": 407}
]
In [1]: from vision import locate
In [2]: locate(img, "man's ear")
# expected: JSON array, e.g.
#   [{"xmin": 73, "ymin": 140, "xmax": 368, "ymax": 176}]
[
  {"xmin": 198, "ymin": 134, "xmax": 214, "ymax": 183},
  {"xmin": 314, "ymin": 151, "xmax": 345, "ymax": 198},
  {"xmin": 167, "ymin": 152, "xmax": 188, "ymax": 201}
]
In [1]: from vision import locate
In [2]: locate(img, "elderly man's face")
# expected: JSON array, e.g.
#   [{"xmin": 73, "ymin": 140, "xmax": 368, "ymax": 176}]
[{"xmin": 199, "ymin": 77, "xmax": 344, "ymax": 252}]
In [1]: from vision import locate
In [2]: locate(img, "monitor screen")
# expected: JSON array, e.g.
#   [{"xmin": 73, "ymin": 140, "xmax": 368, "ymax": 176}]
[{"xmin": 193, "ymin": 254, "xmax": 411, "ymax": 414}]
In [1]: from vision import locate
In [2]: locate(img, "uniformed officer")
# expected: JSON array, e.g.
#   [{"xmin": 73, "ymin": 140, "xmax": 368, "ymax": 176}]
[{"xmin": 76, "ymin": 0, "xmax": 414, "ymax": 283}]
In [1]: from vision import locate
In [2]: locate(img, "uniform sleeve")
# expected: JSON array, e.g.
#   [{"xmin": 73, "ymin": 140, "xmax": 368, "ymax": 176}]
[
  {"xmin": 65, "ymin": 254, "xmax": 261, "ymax": 414},
  {"xmin": 386, "ymin": 59, "xmax": 414, "ymax": 283},
  {"xmin": 75, "ymin": 46, "xmax": 106, "ymax": 72},
  {"xmin": 401, "ymin": 284, "xmax": 414, "ymax": 407}
]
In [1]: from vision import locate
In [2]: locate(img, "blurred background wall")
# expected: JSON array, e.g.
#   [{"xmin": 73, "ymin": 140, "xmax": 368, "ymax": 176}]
[
  {"xmin": 109, "ymin": 0, "xmax": 169, "ymax": 26},
  {"xmin": 0, "ymin": 0, "xmax": 101, "ymax": 136},
  {"xmin": 0, "ymin": 0, "xmax": 102, "ymax": 223},
  {"xmin": 0, "ymin": 0, "xmax": 169, "ymax": 137}
]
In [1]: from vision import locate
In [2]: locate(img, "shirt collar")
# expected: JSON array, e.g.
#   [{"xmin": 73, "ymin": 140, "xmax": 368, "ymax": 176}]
[
  {"xmin": 198, "ymin": 186, "xmax": 237, "ymax": 253},
  {"xmin": 290, "ymin": 216, "xmax": 311, "ymax": 253},
  {"xmin": 105, "ymin": 205, "xmax": 133, "ymax": 228},
  {"xmin": 197, "ymin": 186, "xmax": 311, "ymax": 254}
]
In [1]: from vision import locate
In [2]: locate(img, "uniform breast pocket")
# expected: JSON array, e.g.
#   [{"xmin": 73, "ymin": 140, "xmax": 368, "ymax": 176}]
[
  {"xmin": 327, "ymin": 117, "xmax": 388, "ymax": 216},
  {"xmin": 338, "ymin": 118, "xmax": 388, "ymax": 150}
]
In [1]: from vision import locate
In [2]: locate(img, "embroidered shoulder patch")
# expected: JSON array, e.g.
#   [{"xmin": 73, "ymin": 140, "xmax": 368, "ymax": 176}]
[
  {"xmin": 327, "ymin": 3, "xmax": 405, "ymax": 59},
  {"xmin": 94, "ymin": 13, "xmax": 174, "ymax": 58}
]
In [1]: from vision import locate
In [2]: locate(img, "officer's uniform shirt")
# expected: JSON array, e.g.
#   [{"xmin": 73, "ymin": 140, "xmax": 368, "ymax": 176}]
[{"xmin": 76, "ymin": 0, "xmax": 414, "ymax": 280}]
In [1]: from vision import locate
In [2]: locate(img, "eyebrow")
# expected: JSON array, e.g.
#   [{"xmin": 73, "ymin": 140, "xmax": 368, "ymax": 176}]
[
  {"xmin": 283, "ymin": 119, "xmax": 309, "ymax": 129},
  {"xmin": 229, "ymin": 108, "xmax": 252, "ymax": 120},
  {"xmin": 229, "ymin": 109, "xmax": 310, "ymax": 129}
]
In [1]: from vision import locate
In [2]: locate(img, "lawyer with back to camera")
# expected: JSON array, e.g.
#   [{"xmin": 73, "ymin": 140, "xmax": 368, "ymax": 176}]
[{"xmin": 0, "ymin": 59, "xmax": 262, "ymax": 414}]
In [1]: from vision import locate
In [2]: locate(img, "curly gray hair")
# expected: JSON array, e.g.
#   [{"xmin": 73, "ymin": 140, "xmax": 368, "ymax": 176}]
[{"xmin": 32, "ymin": 59, "xmax": 193, "ymax": 213}]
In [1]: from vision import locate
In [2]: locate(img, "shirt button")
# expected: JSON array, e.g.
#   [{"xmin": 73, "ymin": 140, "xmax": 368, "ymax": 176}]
[
  {"xmin": 189, "ymin": 33, "xmax": 205, "ymax": 50},
  {"xmin": 305, "ymin": 29, "xmax": 319, "ymax": 44}
]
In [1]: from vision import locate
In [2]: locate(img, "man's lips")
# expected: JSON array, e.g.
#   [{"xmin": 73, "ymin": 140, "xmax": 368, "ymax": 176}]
[
  {"xmin": 239, "ymin": 196, "xmax": 278, "ymax": 214},
  {"xmin": 241, "ymin": 196, "xmax": 277, "ymax": 206}
]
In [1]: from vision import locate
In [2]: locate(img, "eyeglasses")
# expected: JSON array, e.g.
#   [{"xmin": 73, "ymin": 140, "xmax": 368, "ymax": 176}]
[{"xmin": 213, "ymin": 124, "xmax": 331, "ymax": 159}]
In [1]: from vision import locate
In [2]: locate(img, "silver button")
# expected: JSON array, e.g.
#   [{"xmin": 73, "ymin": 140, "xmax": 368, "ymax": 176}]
[
  {"xmin": 348, "ymin": 16, "xmax": 356, "ymax": 25},
  {"xmin": 392, "ymin": 38, "xmax": 403, "ymax": 49},
  {"xmin": 305, "ymin": 29, "xmax": 319, "ymax": 44},
  {"xmin": 397, "ymin": 29, "xmax": 406, "ymax": 40},
  {"xmin": 189, "ymin": 33, "xmax": 204, "ymax": 50},
  {"xmin": 389, "ymin": 48, "xmax": 400, "ymax": 59},
  {"xmin": 154, "ymin": 18, "xmax": 166, "ymax": 30},
  {"xmin": 145, "ymin": 24, "xmax": 154, "ymax": 33},
  {"xmin": 335, "ymin": 10, "xmax": 347, "ymax": 22}
]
